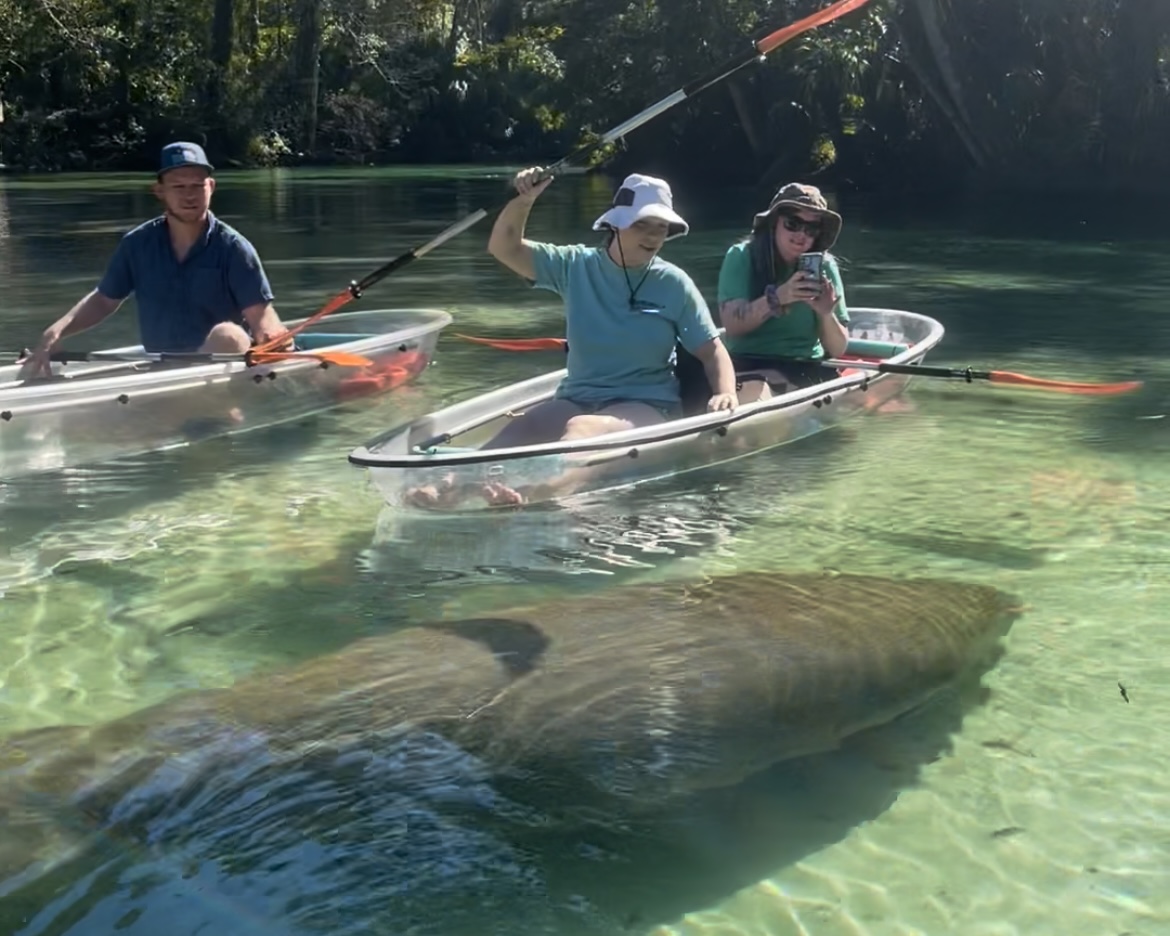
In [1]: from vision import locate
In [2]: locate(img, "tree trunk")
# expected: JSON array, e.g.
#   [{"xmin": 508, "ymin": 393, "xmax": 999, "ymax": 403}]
[
  {"xmin": 1101, "ymin": 0, "xmax": 1170, "ymax": 178},
  {"xmin": 291, "ymin": 0, "xmax": 322, "ymax": 155},
  {"xmin": 897, "ymin": 0, "xmax": 989, "ymax": 170},
  {"xmin": 112, "ymin": 0, "xmax": 135, "ymax": 117},
  {"xmin": 246, "ymin": 0, "xmax": 260, "ymax": 56},
  {"xmin": 725, "ymin": 77, "xmax": 765, "ymax": 168},
  {"xmin": 208, "ymin": 0, "xmax": 234, "ymax": 113},
  {"xmin": 448, "ymin": 0, "xmax": 482, "ymax": 53}
]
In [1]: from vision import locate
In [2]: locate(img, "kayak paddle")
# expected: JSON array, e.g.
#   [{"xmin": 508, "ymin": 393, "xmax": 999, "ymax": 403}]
[
  {"xmin": 4, "ymin": 347, "xmax": 373, "ymax": 369},
  {"xmin": 823, "ymin": 359, "xmax": 1144, "ymax": 396},
  {"xmin": 453, "ymin": 333, "xmax": 568, "ymax": 352},
  {"xmin": 249, "ymin": 0, "xmax": 876, "ymax": 357},
  {"xmin": 450, "ymin": 335, "xmax": 1143, "ymax": 397}
]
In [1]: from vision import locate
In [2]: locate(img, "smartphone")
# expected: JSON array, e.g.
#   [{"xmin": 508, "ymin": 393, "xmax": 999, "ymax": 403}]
[{"xmin": 797, "ymin": 252, "xmax": 824, "ymax": 293}]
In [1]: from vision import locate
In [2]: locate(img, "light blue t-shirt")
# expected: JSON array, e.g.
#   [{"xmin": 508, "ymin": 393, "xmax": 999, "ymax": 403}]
[{"xmin": 528, "ymin": 243, "xmax": 719, "ymax": 408}]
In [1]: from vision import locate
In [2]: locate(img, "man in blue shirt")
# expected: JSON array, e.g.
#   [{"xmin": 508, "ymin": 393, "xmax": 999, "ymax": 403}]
[{"xmin": 19, "ymin": 141, "xmax": 288, "ymax": 378}]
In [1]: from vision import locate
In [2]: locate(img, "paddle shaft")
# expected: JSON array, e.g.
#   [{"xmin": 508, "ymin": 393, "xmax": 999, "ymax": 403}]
[
  {"xmin": 823, "ymin": 357, "xmax": 1143, "ymax": 395},
  {"xmin": 46, "ymin": 349, "xmax": 259, "ymax": 364},
  {"xmin": 41, "ymin": 349, "xmax": 364, "ymax": 366},
  {"xmin": 448, "ymin": 337, "xmax": 1141, "ymax": 395},
  {"xmin": 250, "ymin": 0, "xmax": 874, "ymax": 355},
  {"xmin": 545, "ymin": 0, "xmax": 875, "ymax": 171},
  {"xmin": 824, "ymin": 359, "xmax": 986, "ymax": 381}
]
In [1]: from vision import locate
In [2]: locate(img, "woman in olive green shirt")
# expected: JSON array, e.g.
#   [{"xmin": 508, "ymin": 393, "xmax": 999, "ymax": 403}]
[{"xmin": 715, "ymin": 183, "xmax": 850, "ymax": 394}]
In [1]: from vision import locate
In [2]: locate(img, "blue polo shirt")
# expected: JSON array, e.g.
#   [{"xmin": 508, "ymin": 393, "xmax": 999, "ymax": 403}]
[{"xmin": 97, "ymin": 213, "xmax": 275, "ymax": 352}]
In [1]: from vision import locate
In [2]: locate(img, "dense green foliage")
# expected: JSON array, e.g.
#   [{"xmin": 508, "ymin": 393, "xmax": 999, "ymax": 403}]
[{"xmin": 1, "ymin": 0, "xmax": 1168, "ymax": 193}]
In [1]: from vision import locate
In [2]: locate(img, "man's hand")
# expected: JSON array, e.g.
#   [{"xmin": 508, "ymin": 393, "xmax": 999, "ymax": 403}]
[
  {"xmin": 18, "ymin": 331, "xmax": 61, "ymax": 380},
  {"xmin": 243, "ymin": 302, "xmax": 292, "ymax": 350},
  {"xmin": 255, "ymin": 327, "xmax": 294, "ymax": 351}
]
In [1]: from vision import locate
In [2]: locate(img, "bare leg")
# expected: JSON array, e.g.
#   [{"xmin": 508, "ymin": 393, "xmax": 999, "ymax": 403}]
[
  {"xmin": 199, "ymin": 322, "xmax": 252, "ymax": 354},
  {"xmin": 736, "ymin": 379, "xmax": 774, "ymax": 405},
  {"xmin": 560, "ymin": 401, "xmax": 668, "ymax": 440},
  {"xmin": 406, "ymin": 400, "xmax": 672, "ymax": 509},
  {"xmin": 479, "ymin": 398, "xmax": 587, "ymax": 450},
  {"xmin": 404, "ymin": 399, "xmax": 586, "ymax": 508},
  {"xmin": 188, "ymin": 323, "xmax": 254, "ymax": 429},
  {"xmin": 481, "ymin": 401, "xmax": 669, "ymax": 506}
]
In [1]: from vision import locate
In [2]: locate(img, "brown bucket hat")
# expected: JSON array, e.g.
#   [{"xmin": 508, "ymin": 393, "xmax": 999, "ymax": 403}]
[{"xmin": 752, "ymin": 182, "xmax": 843, "ymax": 251}]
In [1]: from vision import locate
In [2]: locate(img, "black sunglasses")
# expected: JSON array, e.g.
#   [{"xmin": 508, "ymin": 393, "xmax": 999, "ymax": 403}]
[{"xmin": 779, "ymin": 214, "xmax": 822, "ymax": 238}]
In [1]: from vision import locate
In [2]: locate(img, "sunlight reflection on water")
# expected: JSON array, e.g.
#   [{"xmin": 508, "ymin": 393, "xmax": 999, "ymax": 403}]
[{"xmin": 1, "ymin": 171, "xmax": 1168, "ymax": 935}]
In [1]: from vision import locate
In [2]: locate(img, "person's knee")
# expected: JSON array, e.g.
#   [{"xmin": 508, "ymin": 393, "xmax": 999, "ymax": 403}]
[
  {"xmin": 562, "ymin": 414, "xmax": 607, "ymax": 440},
  {"xmin": 736, "ymin": 379, "xmax": 773, "ymax": 404},
  {"xmin": 200, "ymin": 322, "xmax": 251, "ymax": 353},
  {"xmin": 567, "ymin": 404, "xmax": 663, "ymax": 439},
  {"xmin": 483, "ymin": 399, "xmax": 582, "ymax": 448}
]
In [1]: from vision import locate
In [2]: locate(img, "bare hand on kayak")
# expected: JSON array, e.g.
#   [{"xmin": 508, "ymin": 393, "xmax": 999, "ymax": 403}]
[
  {"xmin": 18, "ymin": 330, "xmax": 61, "ymax": 380},
  {"xmin": 707, "ymin": 392, "xmax": 737, "ymax": 412},
  {"xmin": 512, "ymin": 167, "xmax": 553, "ymax": 202}
]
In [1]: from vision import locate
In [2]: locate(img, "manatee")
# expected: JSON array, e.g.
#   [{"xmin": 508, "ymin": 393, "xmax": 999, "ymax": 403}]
[{"xmin": 0, "ymin": 570, "xmax": 1018, "ymax": 926}]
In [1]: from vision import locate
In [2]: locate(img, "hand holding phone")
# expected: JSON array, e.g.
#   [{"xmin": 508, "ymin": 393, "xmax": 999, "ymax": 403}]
[
  {"xmin": 772, "ymin": 257, "xmax": 824, "ymax": 310},
  {"xmin": 796, "ymin": 252, "xmax": 824, "ymax": 295}
]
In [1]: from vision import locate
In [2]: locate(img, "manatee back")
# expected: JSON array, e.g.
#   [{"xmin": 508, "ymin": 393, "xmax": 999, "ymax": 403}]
[{"xmin": 457, "ymin": 571, "xmax": 1017, "ymax": 802}]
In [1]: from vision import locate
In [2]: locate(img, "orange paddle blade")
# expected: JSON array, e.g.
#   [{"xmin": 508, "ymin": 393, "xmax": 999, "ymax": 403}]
[
  {"xmin": 243, "ymin": 3, "xmax": 874, "ymax": 348},
  {"xmin": 454, "ymin": 333, "xmax": 568, "ymax": 352},
  {"xmin": 828, "ymin": 358, "xmax": 1145, "ymax": 397},
  {"xmin": 756, "ymin": 0, "xmax": 874, "ymax": 55},
  {"xmin": 248, "ymin": 349, "xmax": 373, "ymax": 368},
  {"xmin": 250, "ymin": 291, "xmax": 354, "ymax": 357},
  {"xmin": 987, "ymin": 371, "xmax": 1144, "ymax": 396}
]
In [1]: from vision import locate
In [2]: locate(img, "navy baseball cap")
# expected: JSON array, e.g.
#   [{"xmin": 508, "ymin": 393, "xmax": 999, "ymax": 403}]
[{"xmin": 158, "ymin": 141, "xmax": 214, "ymax": 177}]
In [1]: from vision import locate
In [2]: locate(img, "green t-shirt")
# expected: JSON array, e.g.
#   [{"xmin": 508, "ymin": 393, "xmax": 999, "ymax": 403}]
[{"xmin": 715, "ymin": 241, "xmax": 849, "ymax": 360}]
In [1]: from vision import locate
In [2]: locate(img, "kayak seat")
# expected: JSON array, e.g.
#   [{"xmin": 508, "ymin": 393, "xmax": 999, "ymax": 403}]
[
  {"xmin": 674, "ymin": 343, "xmax": 786, "ymax": 417},
  {"xmin": 675, "ymin": 343, "xmax": 712, "ymax": 418}
]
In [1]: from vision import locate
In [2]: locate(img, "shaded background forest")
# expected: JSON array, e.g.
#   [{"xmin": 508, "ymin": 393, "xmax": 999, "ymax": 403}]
[{"xmin": 1, "ymin": 0, "xmax": 1169, "ymax": 195}]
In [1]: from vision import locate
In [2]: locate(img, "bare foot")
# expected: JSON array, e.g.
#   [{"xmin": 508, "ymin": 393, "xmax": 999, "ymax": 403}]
[
  {"xmin": 481, "ymin": 481, "xmax": 526, "ymax": 507},
  {"xmin": 874, "ymin": 397, "xmax": 917, "ymax": 414},
  {"xmin": 404, "ymin": 472, "xmax": 463, "ymax": 509}
]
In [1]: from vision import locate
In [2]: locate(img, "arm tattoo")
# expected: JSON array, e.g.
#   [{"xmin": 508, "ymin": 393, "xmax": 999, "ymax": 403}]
[{"xmin": 722, "ymin": 299, "xmax": 749, "ymax": 322}]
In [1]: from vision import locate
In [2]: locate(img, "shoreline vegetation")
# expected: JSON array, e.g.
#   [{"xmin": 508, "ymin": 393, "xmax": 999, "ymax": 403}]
[{"xmin": 1, "ymin": 0, "xmax": 1167, "ymax": 196}]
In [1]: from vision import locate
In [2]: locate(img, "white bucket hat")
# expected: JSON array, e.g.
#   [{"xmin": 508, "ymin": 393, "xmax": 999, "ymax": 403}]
[{"xmin": 591, "ymin": 173, "xmax": 689, "ymax": 240}]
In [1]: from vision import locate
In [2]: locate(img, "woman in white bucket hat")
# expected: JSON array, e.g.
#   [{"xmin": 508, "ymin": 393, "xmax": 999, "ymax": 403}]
[
  {"xmin": 407, "ymin": 166, "xmax": 737, "ymax": 507},
  {"xmin": 492, "ymin": 166, "xmax": 735, "ymax": 419},
  {"xmin": 411, "ymin": 165, "xmax": 735, "ymax": 506}
]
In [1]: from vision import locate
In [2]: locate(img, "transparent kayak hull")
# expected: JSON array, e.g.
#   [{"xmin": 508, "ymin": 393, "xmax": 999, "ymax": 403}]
[
  {"xmin": 349, "ymin": 307, "xmax": 944, "ymax": 510},
  {"xmin": 0, "ymin": 308, "xmax": 451, "ymax": 479}
]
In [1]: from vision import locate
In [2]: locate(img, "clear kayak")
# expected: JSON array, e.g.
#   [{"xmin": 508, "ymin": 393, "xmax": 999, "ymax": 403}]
[
  {"xmin": 349, "ymin": 307, "xmax": 944, "ymax": 510},
  {"xmin": 0, "ymin": 308, "xmax": 451, "ymax": 479}
]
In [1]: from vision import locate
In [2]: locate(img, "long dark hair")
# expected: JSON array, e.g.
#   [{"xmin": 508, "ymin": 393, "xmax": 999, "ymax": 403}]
[
  {"xmin": 745, "ymin": 224, "xmax": 779, "ymax": 299},
  {"xmin": 740, "ymin": 214, "xmax": 844, "ymax": 298}
]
